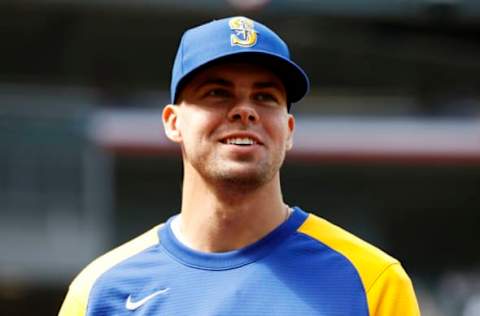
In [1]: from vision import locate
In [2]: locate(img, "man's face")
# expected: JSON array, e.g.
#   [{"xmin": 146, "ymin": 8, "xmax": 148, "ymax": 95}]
[{"xmin": 163, "ymin": 62, "xmax": 295, "ymax": 188}]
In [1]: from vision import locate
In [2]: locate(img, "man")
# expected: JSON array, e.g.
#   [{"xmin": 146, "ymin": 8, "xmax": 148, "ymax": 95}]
[{"xmin": 59, "ymin": 16, "xmax": 420, "ymax": 315}]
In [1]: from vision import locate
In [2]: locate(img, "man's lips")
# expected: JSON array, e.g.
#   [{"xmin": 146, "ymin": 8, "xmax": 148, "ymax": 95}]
[{"xmin": 219, "ymin": 133, "xmax": 263, "ymax": 146}]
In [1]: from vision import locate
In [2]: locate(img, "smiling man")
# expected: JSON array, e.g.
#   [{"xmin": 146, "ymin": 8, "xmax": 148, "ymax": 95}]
[{"xmin": 59, "ymin": 16, "xmax": 420, "ymax": 315}]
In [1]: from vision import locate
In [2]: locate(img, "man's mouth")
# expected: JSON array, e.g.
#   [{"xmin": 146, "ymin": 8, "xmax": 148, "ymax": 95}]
[{"xmin": 222, "ymin": 137, "xmax": 257, "ymax": 146}]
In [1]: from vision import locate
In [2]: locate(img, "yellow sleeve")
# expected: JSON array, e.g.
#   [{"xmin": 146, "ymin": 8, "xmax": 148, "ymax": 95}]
[
  {"xmin": 57, "ymin": 225, "xmax": 162, "ymax": 316},
  {"xmin": 58, "ymin": 288, "xmax": 86, "ymax": 316},
  {"xmin": 367, "ymin": 263, "xmax": 420, "ymax": 316}
]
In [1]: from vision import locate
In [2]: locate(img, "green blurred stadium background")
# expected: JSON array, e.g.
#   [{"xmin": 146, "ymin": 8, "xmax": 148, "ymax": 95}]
[{"xmin": 1, "ymin": 1, "xmax": 479, "ymax": 315}]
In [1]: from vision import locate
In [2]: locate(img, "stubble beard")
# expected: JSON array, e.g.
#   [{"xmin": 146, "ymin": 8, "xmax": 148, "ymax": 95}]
[{"xmin": 188, "ymin": 148, "xmax": 286, "ymax": 192}]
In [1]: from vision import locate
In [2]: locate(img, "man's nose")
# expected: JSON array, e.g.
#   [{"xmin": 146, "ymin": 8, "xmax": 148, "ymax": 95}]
[{"xmin": 227, "ymin": 100, "xmax": 259, "ymax": 125}]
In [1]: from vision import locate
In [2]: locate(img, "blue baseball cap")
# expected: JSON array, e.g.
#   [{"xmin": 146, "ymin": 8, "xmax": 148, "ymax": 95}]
[{"xmin": 170, "ymin": 16, "xmax": 310, "ymax": 108}]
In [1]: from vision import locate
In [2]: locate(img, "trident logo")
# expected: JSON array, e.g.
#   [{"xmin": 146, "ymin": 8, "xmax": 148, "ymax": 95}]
[{"xmin": 229, "ymin": 17, "xmax": 257, "ymax": 47}]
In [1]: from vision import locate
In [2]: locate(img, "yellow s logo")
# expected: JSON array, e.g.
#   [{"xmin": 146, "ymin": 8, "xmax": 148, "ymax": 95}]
[{"xmin": 229, "ymin": 17, "xmax": 257, "ymax": 47}]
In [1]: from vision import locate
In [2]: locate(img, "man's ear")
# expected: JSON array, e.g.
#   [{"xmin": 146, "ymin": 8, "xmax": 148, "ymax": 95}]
[
  {"xmin": 162, "ymin": 104, "xmax": 182, "ymax": 143},
  {"xmin": 286, "ymin": 114, "xmax": 295, "ymax": 151}
]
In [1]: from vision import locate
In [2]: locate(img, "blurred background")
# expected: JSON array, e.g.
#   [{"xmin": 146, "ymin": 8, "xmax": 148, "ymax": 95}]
[{"xmin": 1, "ymin": 0, "xmax": 479, "ymax": 315}]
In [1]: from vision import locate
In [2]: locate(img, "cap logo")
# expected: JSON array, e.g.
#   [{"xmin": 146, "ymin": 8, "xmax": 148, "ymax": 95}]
[{"xmin": 229, "ymin": 17, "xmax": 257, "ymax": 48}]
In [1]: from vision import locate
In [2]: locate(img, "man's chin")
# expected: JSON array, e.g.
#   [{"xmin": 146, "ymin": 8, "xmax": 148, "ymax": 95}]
[{"xmin": 211, "ymin": 166, "xmax": 272, "ymax": 189}]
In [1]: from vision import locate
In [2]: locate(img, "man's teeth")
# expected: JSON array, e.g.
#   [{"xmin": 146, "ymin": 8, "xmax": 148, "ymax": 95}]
[{"xmin": 226, "ymin": 137, "xmax": 256, "ymax": 145}]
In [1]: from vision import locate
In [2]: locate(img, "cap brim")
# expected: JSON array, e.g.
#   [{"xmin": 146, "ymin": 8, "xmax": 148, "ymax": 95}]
[
  {"xmin": 175, "ymin": 51, "xmax": 309, "ymax": 106},
  {"xmin": 240, "ymin": 52, "xmax": 310, "ymax": 104}
]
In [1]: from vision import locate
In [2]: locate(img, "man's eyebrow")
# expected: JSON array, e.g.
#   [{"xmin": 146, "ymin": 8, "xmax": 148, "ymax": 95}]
[
  {"xmin": 253, "ymin": 81, "xmax": 285, "ymax": 91},
  {"xmin": 195, "ymin": 78, "xmax": 234, "ymax": 90}
]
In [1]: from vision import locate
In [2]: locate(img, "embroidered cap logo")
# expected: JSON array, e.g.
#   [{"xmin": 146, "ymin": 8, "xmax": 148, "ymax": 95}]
[{"xmin": 229, "ymin": 17, "xmax": 257, "ymax": 47}]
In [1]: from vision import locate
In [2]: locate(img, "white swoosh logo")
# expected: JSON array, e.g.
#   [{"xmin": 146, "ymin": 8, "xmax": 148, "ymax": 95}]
[{"xmin": 125, "ymin": 288, "xmax": 170, "ymax": 310}]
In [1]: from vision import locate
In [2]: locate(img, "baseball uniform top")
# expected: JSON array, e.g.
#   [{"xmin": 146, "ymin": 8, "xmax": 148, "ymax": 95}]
[{"xmin": 59, "ymin": 207, "xmax": 420, "ymax": 315}]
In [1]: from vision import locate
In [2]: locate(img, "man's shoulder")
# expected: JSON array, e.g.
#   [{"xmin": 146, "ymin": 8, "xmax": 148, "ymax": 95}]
[
  {"xmin": 68, "ymin": 225, "xmax": 163, "ymax": 302},
  {"xmin": 297, "ymin": 212, "xmax": 399, "ymax": 290}
]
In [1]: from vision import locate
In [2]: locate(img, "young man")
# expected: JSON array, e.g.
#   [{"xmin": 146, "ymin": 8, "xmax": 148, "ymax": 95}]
[{"xmin": 59, "ymin": 16, "xmax": 420, "ymax": 315}]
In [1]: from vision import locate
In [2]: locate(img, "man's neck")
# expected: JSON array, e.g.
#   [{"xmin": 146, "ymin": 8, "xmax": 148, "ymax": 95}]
[{"xmin": 178, "ymin": 169, "xmax": 288, "ymax": 253}]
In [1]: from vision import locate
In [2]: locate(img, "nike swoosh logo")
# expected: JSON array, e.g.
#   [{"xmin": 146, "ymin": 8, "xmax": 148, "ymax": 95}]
[{"xmin": 125, "ymin": 288, "xmax": 170, "ymax": 310}]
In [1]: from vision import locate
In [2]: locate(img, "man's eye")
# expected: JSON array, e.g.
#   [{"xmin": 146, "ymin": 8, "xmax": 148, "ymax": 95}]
[
  {"xmin": 254, "ymin": 93, "xmax": 278, "ymax": 103},
  {"xmin": 206, "ymin": 89, "xmax": 230, "ymax": 98}
]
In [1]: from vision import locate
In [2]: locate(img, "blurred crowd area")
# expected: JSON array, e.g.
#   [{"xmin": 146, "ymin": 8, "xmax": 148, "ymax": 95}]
[{"xmin": 1, "ymin": 0, "xmax": 479, "ymax": 315}]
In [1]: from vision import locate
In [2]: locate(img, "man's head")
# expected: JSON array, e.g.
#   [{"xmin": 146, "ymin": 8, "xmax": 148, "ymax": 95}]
[
  {"xmin": 163, "ymin": 17, "xmax": 309, "ymax": 189},
  {"xmin": 170, "ymin": 16, "xmax": 309, "ymax": 109}
]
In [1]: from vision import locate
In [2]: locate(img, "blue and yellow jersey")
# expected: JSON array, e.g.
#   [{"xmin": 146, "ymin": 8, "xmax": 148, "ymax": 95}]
[{"xmin": 59, "ymin": 207, "xmax": 419, "ymax": 315}]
